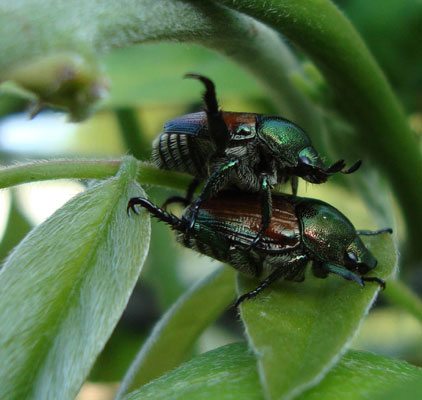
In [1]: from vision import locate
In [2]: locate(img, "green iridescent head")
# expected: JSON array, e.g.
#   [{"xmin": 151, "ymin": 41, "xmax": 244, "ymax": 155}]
[
  {"xmin": 257, "ymin": 116, "xmax": 323, "ymax": 171},
  {"xmin": 297, "ymin": 199, "xmax": 377, "ymax": 274}
]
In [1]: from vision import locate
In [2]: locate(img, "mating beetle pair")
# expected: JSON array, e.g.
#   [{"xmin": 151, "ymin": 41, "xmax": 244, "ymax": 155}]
[
  {"xmin": 128, "ymin": 191, "xmax": 390, "ymax": 307},
  {"xmin": 152, "ymin": 74, "xmax": 360, "ymax": 247},
  {"xmin": 128, "ymin": 74, "xmax": 388, "ymax": 306}
]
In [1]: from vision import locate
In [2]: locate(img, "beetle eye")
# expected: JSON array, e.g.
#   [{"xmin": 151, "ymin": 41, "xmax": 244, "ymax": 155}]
[
  {"xmin": 299, "ymin": 155, "xmax": 312, "ymax": 166},
  {"xmin": 347, "ymin": 251, "xmax": 358, "ymax": 263}
]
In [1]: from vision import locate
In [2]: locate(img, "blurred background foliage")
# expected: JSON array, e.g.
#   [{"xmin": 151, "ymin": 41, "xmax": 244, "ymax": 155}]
[{"xmin": 0, "ymin": 0, "xmax": 420, "ymax": 397}]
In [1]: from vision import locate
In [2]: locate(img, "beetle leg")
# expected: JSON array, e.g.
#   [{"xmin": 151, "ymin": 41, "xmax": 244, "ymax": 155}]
[
  {"xmin": 357, "ymin": 228, "xmax": 393, "ymax": 236},
  {"xmin": 235, "ymin": 269, "xmax": 285, "ymax": 308},
  {"xmin": 184, "ymin": 74, "xmax": 230, "ymax": 156},
  {"xmin": 183, "ymin": 160, "xmax": 240, "ymax": 252},
  {"xmin": 161, "ymin": 178, "xmax": 200, "ymax": 209},
  {"xmin": 185, "ymin": 177, "xmax": 201, "ymax": 203},
  {"xmin": 189, "ymin": 159, "xmax": 239, "ymax": 223},
  {"xmin": 199, "ymin": 159, "xmax": 238, "ymax": 202},
  {"xmin": 161, "ymin": 196, "xmax": 190, "ymax": 209},
  {"xmin": 127, "ymin": 197, "xmax": 186, "ymax": 230},
  {"xmin": 245, "ymin": 175, "xmax": 272, "ymax": 250},
  {"xmin": 235, "ymin": 255, "xmax": 307, "ymax": 307}
]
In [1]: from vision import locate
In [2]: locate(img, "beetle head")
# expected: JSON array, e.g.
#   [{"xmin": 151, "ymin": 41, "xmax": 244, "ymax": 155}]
[
  {"xmin": 257, "ymin": 116, "xmax": 361, "ymax": 183},
  {"xmin": 297, "ymin": 199, "xmax": 377, "ymax": 274},
  {"xmin": 257, "ymin": 116, "xmax": 321, "ymax": 166}
]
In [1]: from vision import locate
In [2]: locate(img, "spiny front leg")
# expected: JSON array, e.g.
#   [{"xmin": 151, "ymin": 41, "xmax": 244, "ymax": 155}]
[
  {"xmin": 184, "ymin": 74, "xmax": 230, "ymax": 156},
  {"xmin": 127, "ymin": 197, "xmax": 185, "ymax": 230}
]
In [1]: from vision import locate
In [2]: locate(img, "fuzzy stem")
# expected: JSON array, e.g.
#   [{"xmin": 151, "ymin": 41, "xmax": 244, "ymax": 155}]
[
  {"xmin": 0, "ymin": 160, "xmax": 192, "ymax": 192},
  {"xmin": 115, "ymin": 108, "xmax": 151, "ymax": 161},
  {"xmin": 383, "ymin": 280, "xmax": 422, "ymax": 325}
]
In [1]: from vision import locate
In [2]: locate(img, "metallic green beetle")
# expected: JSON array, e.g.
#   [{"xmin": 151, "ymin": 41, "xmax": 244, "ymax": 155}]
[
  {"xmin": 128, "ymin": 191, "xmax": 390, "ymax": 307},
  {"xmin": 152, "ymin": 74, "xmax": 360, "ymax": 248}
]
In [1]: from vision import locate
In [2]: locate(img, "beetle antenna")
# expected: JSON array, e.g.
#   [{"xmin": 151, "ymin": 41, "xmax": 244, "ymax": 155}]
[
  {"xmin": 357, "ymin": 228, "xmax": 393, "ymax": 236},
  {"xmin": 341, "ymin": 159, "xmax": 362, "ymax": 174},
  {"xmin": 321, "ymin": 159, "xmax": 361, "ymax": 177},
  {"xmin": 325, "ymin": 159, "xmax": 346, "ymax": 174}
]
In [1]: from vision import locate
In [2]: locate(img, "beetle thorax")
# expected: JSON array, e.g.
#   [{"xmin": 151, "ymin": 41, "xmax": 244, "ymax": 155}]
[{"xmin": 211, "ymin": 139, "xmax": 279, "ymax": 191}]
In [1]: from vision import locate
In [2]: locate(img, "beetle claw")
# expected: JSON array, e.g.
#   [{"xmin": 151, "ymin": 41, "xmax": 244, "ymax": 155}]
[
  {"xmin": 234, "ymin": 293, "xmax": 254, "ymax": 308},
  {"xmin": 127, "ymin": 198, "xmax": 141, "ymax": 216}
]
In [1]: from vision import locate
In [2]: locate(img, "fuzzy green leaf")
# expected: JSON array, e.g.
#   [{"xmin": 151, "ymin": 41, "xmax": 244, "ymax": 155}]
[
  {"xmin": 375, "ymin": 376, "xmax": 422, "ymax": 400},
  {"xmin": 0, "ymin": 157, "xmax": 150, "ymax": 400},
  {"xmin": 122, "ymin": 343, "xmax": 422, "ymax": 400},
  {"xmin": 238, "ymin": 233, "xmax": 396, "ymax": 400},
  {"xmin": 123, "ymin": 342, "xmax": 262, "ymax": 400},
  {"xmin": 117, "ymin": 266, "xmax": 236, "ymax": 398}
]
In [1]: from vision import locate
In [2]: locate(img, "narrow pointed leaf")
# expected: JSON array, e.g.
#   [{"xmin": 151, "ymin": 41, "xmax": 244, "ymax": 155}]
[
  {"xmin": 238, "ymin": 234, "xmax": 396, "ymax": 400},
  {"xmin": 122, "ymin": 343, "xmax": 421, "ymax": 400},
  {"xmin": 117, "ymin": 266, "xmax": 236, "ymax": 398},
  {"xmin": 0, "ymin": 157, "xmax": 150, "ymax": 400}
]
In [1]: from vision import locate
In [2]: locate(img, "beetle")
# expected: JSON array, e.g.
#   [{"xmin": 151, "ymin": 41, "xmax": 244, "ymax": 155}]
[
  {"xmin": 152, "ymin": 74, "xmax": 361, "ymax": 248},
  {"xmin": 127, "ymin": 191, "xmax": 391, "ymax": 307}
]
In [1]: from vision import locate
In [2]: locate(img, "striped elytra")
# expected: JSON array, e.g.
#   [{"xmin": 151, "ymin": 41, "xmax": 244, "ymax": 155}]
[
  {"xmin": 190, "ymin": 190, "xmax": 301, "ymax": 252},
  {"xmin": 152, "ymin": 130, "xmax": 211, "ymax": 177}
]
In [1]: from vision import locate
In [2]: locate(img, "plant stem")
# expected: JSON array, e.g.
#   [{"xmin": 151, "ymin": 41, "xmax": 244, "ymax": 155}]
[
  {"xmin": 0, "ymin": 159, "xmax": 192, "ymax": 192},
  {"xmin": 383, "ymin": 280, "xmax": 422, "ymax": 325},
  {"xmin": 115, "ymin": 107, "xmax": 151, "ymax": 160},
  {"xmin": 214, "ymin": 0, "xmax": 422, "ymax": 261},
  {"xmin": 0, "ymin": 0, "xmax": 321, "ymax": 133}
]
